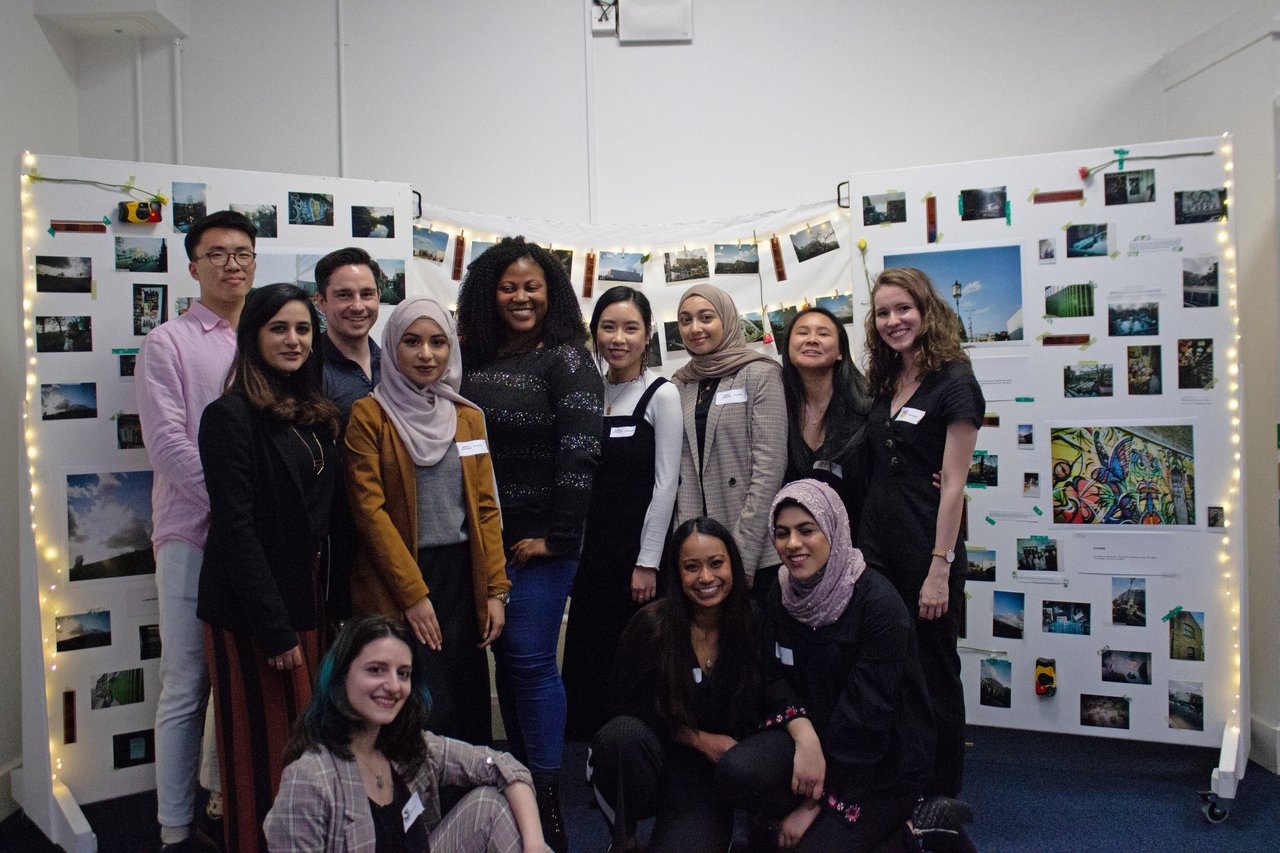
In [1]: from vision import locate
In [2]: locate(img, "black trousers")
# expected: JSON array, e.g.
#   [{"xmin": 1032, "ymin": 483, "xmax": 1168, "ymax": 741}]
[
  {"xmin": 590, "ymin": 716, "xmax": 734, "ymax": 852},
  {"xmin": 915, "ymin": 584, "xmax": 965, "ymax": 798}
]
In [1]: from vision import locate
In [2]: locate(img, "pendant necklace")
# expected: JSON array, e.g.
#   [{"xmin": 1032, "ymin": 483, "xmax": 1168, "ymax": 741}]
[
  {"xmin": 290, "ymin": 426, "xmax": 325, "ymax": 476},
  {"xmin": 605, "ymin": 372, "xmax": 643, "ymax": 415}
]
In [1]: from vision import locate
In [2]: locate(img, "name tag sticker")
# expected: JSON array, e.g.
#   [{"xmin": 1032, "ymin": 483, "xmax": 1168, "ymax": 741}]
[
  {"xmin": 456, "ymin": 439, "xmax": 488, "ymax": 457},
  {"xmin": 692, "ymin": 667, "xmax": 704, "ymax": 683},
  {"xmin": 609, "ymin": 425, "xmax": 638, "ymax": 438},
  {"xmin": 775, "ymin": 642, "xmax": 795, "ymax": 666},
  {"xmin": 896, "ymin": 407, "xmax": 926, "ymax": 424},
  {"xmin": 715, "ymin": 388, "xmax": 748, "ymax": 405},
  {"xmin": 812, "ymin": 459, "xmax": 844, "ymax": 479},
  {"xmin": 402, "ymin": 792, "xmax": 424, "ymax": 832}
]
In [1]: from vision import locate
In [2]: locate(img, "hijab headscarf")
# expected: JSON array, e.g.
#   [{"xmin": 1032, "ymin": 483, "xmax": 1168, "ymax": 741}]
[
  {"xmin": 771, "ymin": 479, "xmax": 865, "ymax": 628},
  {"xmin": 372, "ymin": 296, "xmax": 479, "ymax": 466},
  {"xmin": 671, "ymin": 283, "xmax": 779, "ymax": 383}
]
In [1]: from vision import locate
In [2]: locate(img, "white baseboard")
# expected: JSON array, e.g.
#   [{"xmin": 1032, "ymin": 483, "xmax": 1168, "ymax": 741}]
[
  {"xmin": 1250, "ymin": 714, "xmax": 1279, "ymax": 774},
  {"xmin": 0, "ymin": 756, "xmax": 19, "ymax": 822}
]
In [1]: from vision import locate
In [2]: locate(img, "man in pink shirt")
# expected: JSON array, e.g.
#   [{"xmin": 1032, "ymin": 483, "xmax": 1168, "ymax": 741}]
[{"xmin": 137, "ymin": 210, "xmax": 256, "ymax": 852}]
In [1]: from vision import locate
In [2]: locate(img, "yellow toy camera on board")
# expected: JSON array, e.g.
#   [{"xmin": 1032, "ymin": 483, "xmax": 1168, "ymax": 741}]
[{"xmin": 118, "ymin": 200, "xmax": 163, "ymax": 224}]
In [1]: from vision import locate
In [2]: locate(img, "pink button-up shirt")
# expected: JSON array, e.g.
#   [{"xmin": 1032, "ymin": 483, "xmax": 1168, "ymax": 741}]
[{"xmin": 136, "ymin": 300, "xmax": 237, "ymax": 550}]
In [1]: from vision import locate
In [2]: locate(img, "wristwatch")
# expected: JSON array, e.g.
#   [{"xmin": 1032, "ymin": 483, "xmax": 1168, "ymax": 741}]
[
  {"xmin": 931, "ymin": 548, "xmax": 955, "ymax": 563},
  {"xmin": 489, "ymin": 592, "xmax": 510, "ymax": 605}
]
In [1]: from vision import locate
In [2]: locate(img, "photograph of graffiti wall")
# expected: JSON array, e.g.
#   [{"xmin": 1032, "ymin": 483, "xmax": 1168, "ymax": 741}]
[{"xmin": 1050, "ymin": 425, "xmax": 1195, "ymax": 525}]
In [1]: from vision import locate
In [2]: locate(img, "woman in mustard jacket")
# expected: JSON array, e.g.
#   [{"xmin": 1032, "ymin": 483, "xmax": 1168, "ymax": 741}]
[{"xmin": 345, "ymin": 296, "xmax": 509, "ymax": 746}]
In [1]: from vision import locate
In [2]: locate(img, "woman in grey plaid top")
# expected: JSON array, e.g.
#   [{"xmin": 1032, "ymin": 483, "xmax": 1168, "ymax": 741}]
[{"xmin": 264, "ymin": 616, "xmax": 547, "ymax": 852}]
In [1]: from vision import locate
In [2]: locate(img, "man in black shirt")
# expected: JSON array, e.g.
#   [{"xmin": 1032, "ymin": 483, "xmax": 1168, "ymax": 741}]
[{"xmin": 315, "ymin": 247, "xmax": 382, "ymax": 425}]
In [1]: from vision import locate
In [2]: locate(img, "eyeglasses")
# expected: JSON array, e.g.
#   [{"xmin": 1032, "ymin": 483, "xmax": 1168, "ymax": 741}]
[{"xmin": 196, "ymin": 250, "xmax": 257, "ymax": 267}]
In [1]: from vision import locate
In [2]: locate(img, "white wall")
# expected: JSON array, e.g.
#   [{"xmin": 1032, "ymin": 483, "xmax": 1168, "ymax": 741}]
[
  {"xmin": 0, "ymin": 1, "xmax": 80, "ymax": 820},
  {"xmin": 7, "ymin": 0, "xmax": 1278, "ymax": 811}
]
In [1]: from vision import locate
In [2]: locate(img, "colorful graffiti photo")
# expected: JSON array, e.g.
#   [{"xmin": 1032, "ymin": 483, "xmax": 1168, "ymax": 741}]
[{"xmin": 1050, "ymin": 425, "xmax": 1195, "ymax": 525}]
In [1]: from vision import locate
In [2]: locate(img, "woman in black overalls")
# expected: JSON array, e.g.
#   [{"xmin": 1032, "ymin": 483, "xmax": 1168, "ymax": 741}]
[{"xmin": 563, "ymin": 286, "xmax": 683, "ymax": 742}]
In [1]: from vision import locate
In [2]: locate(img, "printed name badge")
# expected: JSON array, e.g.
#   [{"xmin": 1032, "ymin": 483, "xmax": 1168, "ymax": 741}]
[
  {"xmin": 402, "ymin": 791, "xmax": 424, "ymax": 832},
  {"xmin": 812, "ymin": 459, "xmax": 844, "ymax": 480},
  {"xmin": 610, "ymin": 425, "xmax": 638, "ymax": 438},
  {"xmin": 896, "ymin": 406, "xmax": 926, "ymax": 425},
  {"xmin": 456, "ymin": 439, "xmax": 488, "ymax": 457},
  {"xmin": 774, "ymin": 642, "xmax": 795, "ymax": 666},
  {"xmin": 715, "ymin": 388, "xmax": 748, "ymax": 405},
  {"xmin": 692, "ymin": 667, "xmax": 703, "ymax": 684}
]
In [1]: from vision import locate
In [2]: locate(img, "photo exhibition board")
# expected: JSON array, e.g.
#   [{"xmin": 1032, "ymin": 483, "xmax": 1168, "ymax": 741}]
[
  {"xmin": 847, "ymin": 137, "xmax": 1241, "ymax": 749},
  {"xmin": 18, "ymin": 153, "xmax": 412, "ymax": 805}
]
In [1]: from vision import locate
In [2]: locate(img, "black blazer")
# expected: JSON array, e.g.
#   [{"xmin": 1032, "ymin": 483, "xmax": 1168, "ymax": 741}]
[{"xmin": 196, "ymin": 392, "xmax": 337, "ymax": 656}]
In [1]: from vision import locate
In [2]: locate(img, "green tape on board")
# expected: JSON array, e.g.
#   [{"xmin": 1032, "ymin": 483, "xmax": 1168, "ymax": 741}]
[
  {"xmin": 985, "ymin": 516, "xmax": 996, "ymax": 526},
  {"xmin": 1161, "ymin": 606, "xmax": 1184, "ymax": 623},
  {"xmin": 1015, "ymin": 397, "xmax": 1035, "ymax": 403},
  {"xmin": 1033, "ymin": 506, "xmax": 1044, "ymax": 516}
]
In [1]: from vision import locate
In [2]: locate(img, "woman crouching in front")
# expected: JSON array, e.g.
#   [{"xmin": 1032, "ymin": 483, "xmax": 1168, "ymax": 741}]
[{"xmin": 264, "ymin": 615, "xmax": 546, "ymax": 852}]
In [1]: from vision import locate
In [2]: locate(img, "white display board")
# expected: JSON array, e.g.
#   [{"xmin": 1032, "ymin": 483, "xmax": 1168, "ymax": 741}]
[
  {"xmin": 16, "ymin": 154, "xmax": 412, "ymax": 837},
  {"xmin": 847, "ymin": 138, "xmax": 1244, "ymax": 754}
]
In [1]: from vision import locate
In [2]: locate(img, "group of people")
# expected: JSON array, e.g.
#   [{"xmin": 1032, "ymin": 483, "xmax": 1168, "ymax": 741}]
[{"xmin": 137, "ymin": 210, "xmax": 983, "ymax": 853}]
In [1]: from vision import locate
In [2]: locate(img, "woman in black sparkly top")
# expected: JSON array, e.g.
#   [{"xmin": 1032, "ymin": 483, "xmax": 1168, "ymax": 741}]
[{"xmin": 457, "ymin": 236, "xmax": 603, "ymax": 852}]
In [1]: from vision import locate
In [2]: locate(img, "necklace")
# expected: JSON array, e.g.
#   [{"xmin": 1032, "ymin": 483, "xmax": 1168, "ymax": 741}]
[
  {"xmin": 605, "ymin": 372, "xmax": 644, "ymax": 415},
  {"xmin": 355, "ymin": 751, "xmax": 387, "ymax": 790},
  {"xmin": 290, "ymin": 426, "xmax": 325, "ymax": 476}
]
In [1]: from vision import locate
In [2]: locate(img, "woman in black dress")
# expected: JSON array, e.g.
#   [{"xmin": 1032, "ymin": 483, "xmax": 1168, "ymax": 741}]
[{"xmin": 858, "ymin": 267, "xmax": 984, "ymax": 798}]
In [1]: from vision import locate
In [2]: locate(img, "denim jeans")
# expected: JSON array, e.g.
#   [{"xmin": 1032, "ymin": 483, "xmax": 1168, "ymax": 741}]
[
  {"xmin": 154, "ymin": 541, "xmax": 211, "ymax": 828},
  {"xmin": 493, "ymin": 555, "xmax": 577, "ymax": 773}
]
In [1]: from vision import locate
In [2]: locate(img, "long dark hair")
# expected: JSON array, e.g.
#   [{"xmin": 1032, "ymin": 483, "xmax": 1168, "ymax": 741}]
[
  {"xmin": 780, "ymin": 307, "xmax": 871, "ymax": 471},
  {"xmin": 284, "ymin": 616, "xmax": 432, "ymax": 777},
  {"xmin": 228, "ymin": 283, "xmax": 338, "ymax": 436},
  {"xmin": 656, "ymin": 517, "xmax": 759, "ymax": 736},
  {"xmin": 455, "ymin": 236, "xmax": 586, "ymax": 368},
  {"xmin": 864, "ymin": 267, "xmax": 969, "ymax": 397},
  {"xmin": 589, "ymin": 285, "xmax": 652, "ymax": 369}
]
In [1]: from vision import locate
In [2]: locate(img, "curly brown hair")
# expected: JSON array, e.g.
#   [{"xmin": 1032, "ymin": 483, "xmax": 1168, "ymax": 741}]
[{"xmin": 863, "ymin": 267, "xmax": 969, "ymax": 397}]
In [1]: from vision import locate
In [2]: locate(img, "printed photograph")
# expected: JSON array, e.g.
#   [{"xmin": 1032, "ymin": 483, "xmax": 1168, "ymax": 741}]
[
  {"xmin": 645, "ymin": 331, "xmax": 662, "ymax": 367},
  {"xmin": 790, "ymin": 220, "xmax": 840, "ymax": 262},
  {"xmin": 1017, "ymin": 423, "xmax": 1034, "ymax": 448},
  {"xmin": 1169, "ymin": 610, "xmax": 1205, "ymax": 661},
  {"xmin": 1063, "ymin": 363, "xmax": 1113, "ymax": 398},
  {"xmin": 885, "ymin": 244, "xmax": 1023, "ymax": 342},
  {"xmin": 1051, "ymin": 424, "xmax": 1195, "ymax": 525},
  {"xmin": 740, "ymin": 310, "xmax": 765, "ymax": 344},
  {"xmin": 965, "ymin": 548, "xmax": 996, "ymax": 582},
  {"xmin": 1065, "ymin": 224, "xmax": 1109, "ymax": 258},
  {"xmin": 41, "ymin": 383, "xmax": 97, "ymax": 421},
  {"xmin": 992, "ymin": 590, "xmax": 1025, "ymax": 639},
  {"xmin": 1177, "ymin": 338, "xmax": 1214, "ymax": 389},
  {"xmin": 664, "ymin": 248, "xmax": 709, "ymax": 284},
  {"xmin": 1169, "ymin": 680, "xmax": 1204, "ymax": 731},
  {"xmin": 982, "ymin": 413, "xmax": 1000, "ymax": 429},
  {"xmin": 959, "ymin": 186, "xmax": 1007, "ymax": 221},
  {"xmin": 1023, "ymin": 472, "xmax": 1040, "ymax": 498},
  {"xmin": 1080, "ymin": 694, "xmax": 1129, "ymax": 730},
  {"xmin": 138, "ymin": 624, "xmax": 161, "ymax": 661},
  {"xmin": 412, "ymin": 225, "xmax": 448, "ymax": 262},
  {"xmin": 376, "ymin": 258, "xmax": 406, "ymax": 305},
  {"xmin": 35, "ymin": 315, "xmax": 92, "ymax": 353},
  {"xmin": 1038, "ymin": 239, "xmax": 1055, "ymax": 264},
  {"xmin": 551, "ymin": 249, "xmax": 573, "ymax": 276},
  {"xmin": 118, "ymin": 353, "xmax": 137, "ymax": 377},
  {"xmin": 230, "ymin": 203, "xmax": 278, "ymax": 238},
  {"xmin": 115, "ymin": 236, "xmax": 167, "ymax": 272},
  {"xmin": 862, "ymin": 192, "xmax": 907, "ymax": 226},
  {"xmin": 55, "ymin": 610, "xmax": 111, "ymax": 653},
  {"xmin": 598, "ymin": 251, "xmax": 645, "ymax": 283},
  {"xmin": 1103, "ymin": 169, "xmax": 1156, "ymax": 205},
  {"xmin": 1044, "ymin": 282, "xmax": 1095, "ymax": 319},
  {"xmin": 1207, "ymin": 506, "xmax": 1225, "ymax": 530},
  {"xmin": 1174, "ymin": 189, "xmax": 1228, "ymax": 224},
  {"xmin": 133, "ymin": 283, "xmax": 168, "ymax": 335},
  {"xmin": 1182, "ymin": 256, "xmax": 1219, "ymax": 308},
  {"xmin": 288, "ymin": 191, "xmax": 335, "ymax": 226},
  {"xmin": 1016, "ymin": 537, "xmax": 1058, "ymax": 571},
  {"xmin": 91, "ymin": 667, "xmax": 145, "ymax": 710},
  {"xmin": 766, "ymin": 304, "xmax": 799, "ymax": 352},
  {"xmin": 116, "ymin": 413, "xmax": 144, "ymax": 450},
  {"xmin": 67, "ymin": 470, "xmax": 156, "ymax": 581},
  {"xmin": 967, "ymin": 453, "xmax": 998, "ymax": 488},
  {"xmin": 663, "ymin": 320, "xmax": 686, "ymax": 353},
  {"xmin": 814, "ymin": 293, "xmax": 854, "ymax": 325},
  {"xmin": 36, "ymin": 255, "xmax": 92, "ymax": 293},
  {"xmin": 112, "ymin": 729, "xmax": 155, "ymax": 769},
  {"xmin": 1111, "ymin": 577, "xmax": 1146, "ymax": 627},
  {"xmin": 469, "ymin": 241, "xmax": 495, "ymax": 264},
  {"xmin": 1042, "ymin": 600, "xmax": 1091, "ymax": 635},
  {"xmin": 979, "ymin": 658, "xmax": 1012, "ymax": 709},
  {"xmin": 352, "ymin": 205, "xmax": 395, "ymax": 238},
  {"xmin": 1102, "ymin": 650, "xmax": 1152, "ymax": 685},
  {"xmin": 714, "ymin": 243, "xmax": 759, "ymax": 275},
  {"xmin": 171, "ymin": 181, "xmax": 207, "ymax": 233},
  {"xmin": 1127, "ymin": 345, "xmax": 1162, "ymax": 396},
  {"xmin": 1108, "ymin": 302, "xmax": 1159, "ymax": 337},
  {"xmin": 175, "ymin": 297, "xmax": 193, "ymax": 316}
]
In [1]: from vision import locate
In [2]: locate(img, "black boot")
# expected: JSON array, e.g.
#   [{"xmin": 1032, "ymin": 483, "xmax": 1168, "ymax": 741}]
[{"xmin": 534, "ymin": 772, "xmax": 568, "ymax": 853}]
